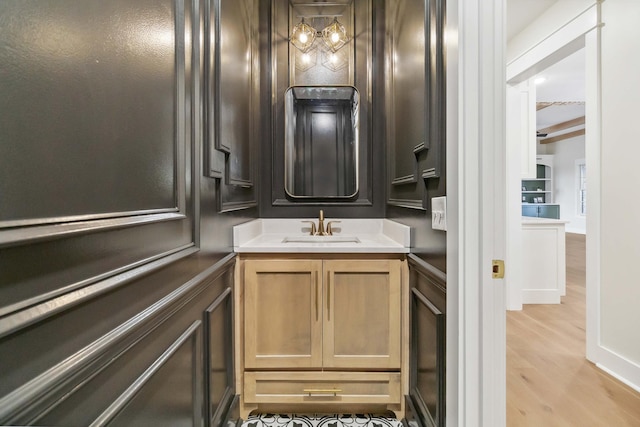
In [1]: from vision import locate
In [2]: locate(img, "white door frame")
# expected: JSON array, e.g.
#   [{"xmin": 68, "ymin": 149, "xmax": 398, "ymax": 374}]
[
  {"xmin": 504, "ymin": 0, "xmax": 600, "ymax": 357},
  {"xmin": 504, "ymin": 2, "xmax": 599, "ymax": 317},
  {"xmin": 447, "ymin": 0, "xmax": 507, "ymax": 426},
  {"xmin": 446, "ymin": 2, "xmax": 602, "ymax": 427},
  {"xmin": 449, "ymin": 1, "xmax": 602, "ymax": 426}
]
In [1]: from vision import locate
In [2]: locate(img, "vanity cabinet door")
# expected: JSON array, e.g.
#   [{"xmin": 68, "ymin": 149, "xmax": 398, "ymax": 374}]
[
  {"xmin": 244, "ymin": 259, "xmax": 323, "ymax": 369},
  {"xmin": 322, "ymin": 259, "xmax": 402, "ymax": 369}
]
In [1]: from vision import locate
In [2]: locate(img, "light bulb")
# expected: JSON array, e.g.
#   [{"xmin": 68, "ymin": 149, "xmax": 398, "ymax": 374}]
[
  {"xmin": 299, "ymin": 33, "xmax": 308, "ymax": 43},
  {"xmin": 331, "ymin": 32, "xmax": 340, "ymax": 43}
]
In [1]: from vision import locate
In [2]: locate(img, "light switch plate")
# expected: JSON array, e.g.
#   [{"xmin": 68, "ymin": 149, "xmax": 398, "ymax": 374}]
[{"xmin": 431, "ymin": 196, "xmax": 447, "ymax": 231}]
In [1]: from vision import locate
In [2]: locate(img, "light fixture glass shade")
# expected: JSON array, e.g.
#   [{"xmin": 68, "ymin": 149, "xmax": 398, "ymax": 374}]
[
  {"xmin": 294, "ymin": 46, "xmax": 318, "ymax": 71},
  {"xmin": 321, "ymin": 48, "xmax": 349, "ymax": 72},
  {"xmin": 321, "ymin": 18, "xmax": 349, "ymax": 52},
  {"xmin": 290, "ymin": 19, "xmax": 317, "ymax": 53}
]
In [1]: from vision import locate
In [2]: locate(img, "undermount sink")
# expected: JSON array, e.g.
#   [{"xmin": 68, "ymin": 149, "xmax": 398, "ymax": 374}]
[{"xmin": 282, "ymin": 235, "xmax": 361, "ymax": 244}]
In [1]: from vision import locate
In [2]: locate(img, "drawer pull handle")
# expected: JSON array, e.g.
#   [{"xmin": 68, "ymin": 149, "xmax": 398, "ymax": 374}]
[
  {"xmin": 327, "ymin": 273, "xmax": 331, "ymax": 321},
  {"xmin": 303, "ymin": 388, "xmax": 342, "ymax": 396},
  {"xmin": 315, "ymin": 271, "xmax": 319, "ymax": 321}
]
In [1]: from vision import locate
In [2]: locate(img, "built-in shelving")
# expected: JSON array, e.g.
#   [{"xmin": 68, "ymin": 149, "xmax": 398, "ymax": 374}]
[{"xmin": 521, "ymin": 155, "xmax": 560, "ymax": 219}]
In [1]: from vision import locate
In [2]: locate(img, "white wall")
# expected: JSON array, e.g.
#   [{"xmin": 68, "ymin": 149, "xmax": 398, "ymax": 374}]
[
  {"xmin": 507, "ymin": 0, "xmax": 594, "ymax": 64},
  {"xmin": 506, "ymin": 0, "xmax": 597, "ymax": 83},
  {"xmin": 546, "ymin": 137, "xmax": 586, "ymax": 234},
  {"xmin": 598, "ymin": 0, "xmax": 640, "ymax": 381}
]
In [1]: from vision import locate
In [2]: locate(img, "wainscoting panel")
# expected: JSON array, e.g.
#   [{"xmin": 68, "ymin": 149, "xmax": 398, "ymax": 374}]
[
  {"xmin": 205, "ymin": 287, "xmax": 235, "ymax": 427},
  {"xmin": 95, "ymin": 321, "xmax": 204, "ymax": 427},
  {"xmin": 407, "ymin": 255, "xmax": 446, "ymax": 427},
  {"xmin": 0, "ymin": 0, "xmax": 252, "ymax": 424},
  {"xmin": 0, "ymin": 255, "xmax": 236, "ymax": 426}
]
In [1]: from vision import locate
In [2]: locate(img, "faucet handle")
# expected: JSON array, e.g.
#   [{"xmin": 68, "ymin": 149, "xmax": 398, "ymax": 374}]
[
  {"xmin": 301, "ymin": 220, "xmax": 317, "ymax": 236},
  {"xmin": 326, "ymin": 221, "xmax": 341, "ymax": 236}
]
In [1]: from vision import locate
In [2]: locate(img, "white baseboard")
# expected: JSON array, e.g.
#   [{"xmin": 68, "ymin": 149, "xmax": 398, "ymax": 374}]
[
  {"xmin": 594, "ymin": 346, "xmax": 640, "ymax": 394},
  {"xmin": 522, "ymin": 289, "xmax": 561, "ymax": 304}
]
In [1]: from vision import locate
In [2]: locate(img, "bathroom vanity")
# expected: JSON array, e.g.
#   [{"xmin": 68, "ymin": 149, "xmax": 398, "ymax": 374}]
[{"xmin": 233, "ymin": 218, "xmax": 411, "ymax": 418}]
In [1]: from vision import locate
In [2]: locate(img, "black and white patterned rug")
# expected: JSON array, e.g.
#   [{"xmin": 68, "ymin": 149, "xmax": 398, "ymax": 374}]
[{"xmin": 241, "ymin": 414, "xmax": 402, "ymax": 427}]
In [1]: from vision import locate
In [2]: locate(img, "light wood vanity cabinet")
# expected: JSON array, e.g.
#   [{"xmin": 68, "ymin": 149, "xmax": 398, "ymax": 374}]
[
  {"xmin": 237, "ymin": 255, "xmax": 407, "ymax": 417},
  {"xmin": 244, "ymin": 259, "xmax": 324, "ymax": 369}
]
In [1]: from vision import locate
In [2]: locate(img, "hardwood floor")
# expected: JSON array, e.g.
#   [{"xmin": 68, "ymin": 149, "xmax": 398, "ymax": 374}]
[{"xmin": 507, "ymin": 233, "xmax": 640, "ymax": 426}]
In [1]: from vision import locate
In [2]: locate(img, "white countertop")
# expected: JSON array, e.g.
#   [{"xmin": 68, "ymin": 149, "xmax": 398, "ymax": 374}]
[
  {"xmin": 521, "ymin": 216, "xmax": 569, "ymax": 225},
  {"xmin": 233, "ymin": 218, "xmax": 411, "ymax": 253}
]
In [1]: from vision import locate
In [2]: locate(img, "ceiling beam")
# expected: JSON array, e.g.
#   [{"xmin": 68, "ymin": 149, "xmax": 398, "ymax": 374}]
[
  {"xmin": 540, "ymin": 128, "xmax": 586, "ymax": 144},
  {"xmin": 538, "ymin": 115, "xmax": 585, "ymax": 135},
  {"xmin": 536, "ymin": 101, "xmax": 585, "ymax": 111}
]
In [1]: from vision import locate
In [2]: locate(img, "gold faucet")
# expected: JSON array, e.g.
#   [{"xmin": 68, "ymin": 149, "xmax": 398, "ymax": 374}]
[
  {"xmin": 316, "ymin": 210, "xmax": 326, "ymax": 235},
  {"xmin": 302, "ymin": 210, "xmax": 341, "ymax": 236}
]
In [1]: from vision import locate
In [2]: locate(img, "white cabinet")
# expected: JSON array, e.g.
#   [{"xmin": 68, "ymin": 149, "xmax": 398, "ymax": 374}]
[{"xmin": 521, "ymin": 218, "xmax": 567, "ymax": 304}]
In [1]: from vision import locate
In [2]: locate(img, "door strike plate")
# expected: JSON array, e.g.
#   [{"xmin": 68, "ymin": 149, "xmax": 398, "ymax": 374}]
[{"xmin": 492, "ymin": 260, "xmax": 505, "ymax": 279}]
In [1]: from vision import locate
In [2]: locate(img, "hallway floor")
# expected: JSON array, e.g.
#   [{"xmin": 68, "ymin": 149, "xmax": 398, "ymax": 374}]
[
  {"xmin": 241, "ymin": 414, "xmax": 402, "ymax": 427},
  {"xmin": 507, "ymin": 233, "xmax": 640, "ymax": 426}
]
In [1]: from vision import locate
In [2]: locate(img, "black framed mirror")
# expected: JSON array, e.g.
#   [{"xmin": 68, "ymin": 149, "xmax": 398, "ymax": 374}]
[{"xmin": 284, "ymin": 85, "xmax": 359, "ymax": 199}]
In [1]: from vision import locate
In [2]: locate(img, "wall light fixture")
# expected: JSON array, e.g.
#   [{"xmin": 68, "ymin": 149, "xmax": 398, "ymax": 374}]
[
  {"xmin": 289, "ymin": 17, "xmax": 350, "ymax": 54},
  {"xmin": 321, "ymin": 18, "xmax": 349, "ymax": 52},
  {"xmin": 290, "ymin": 18, "xmax": 317, "ymax": 53}
]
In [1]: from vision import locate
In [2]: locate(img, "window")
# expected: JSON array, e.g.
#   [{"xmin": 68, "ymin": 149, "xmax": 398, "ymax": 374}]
[{"xmin": 577, "ymin": 160, "xmax": 586, "ymax": 216}]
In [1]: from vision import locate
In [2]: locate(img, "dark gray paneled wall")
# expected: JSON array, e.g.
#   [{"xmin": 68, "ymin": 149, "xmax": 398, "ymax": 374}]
[
  {"xmin": 0, "ymin": 0, "xmax": 179, "ymax": 223},
  {"xmin": 385, "ymin": 0, "xmax": 446, "ymax": 271},
  {"xmin": 1, "ymin": 0, "xmax": 197, "ymax": 342},
  {"xmin": 0, "ymin": 0, "xmax": 256, "ymax": 423},
  {"xmin": 204, "ymin": 0, "xmax": 259, "ymax": 213},
  {"xmin": 260, "ymin": 0, "xmax": 386, "ymax": 218},
  {"xmin": 201, "ymin": 0, "xmax": 259, "ymax": 250}
]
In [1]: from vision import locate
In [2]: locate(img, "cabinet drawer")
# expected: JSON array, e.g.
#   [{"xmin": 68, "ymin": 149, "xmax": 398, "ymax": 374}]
[{"xmin": 244, "ymin": 371, "xmax": 401, "ymax": 405}]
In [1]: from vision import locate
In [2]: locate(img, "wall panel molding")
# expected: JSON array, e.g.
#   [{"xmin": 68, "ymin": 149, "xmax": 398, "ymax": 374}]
[
  {"xmin": 90, "ymin": 321, "xmax": 204, "ymax": 427},
  {"xmin": 0, "ymin": 254, "xmax": 235, "ymax": 424},
  {"xmin": 387, "ymin": 197, "xmax": 426, "ymax": 210},
  {"xmin": 408, "ymin": 253, "xmax": 446, "ymax": 427},
  {"xmin": 386, "ymin": 0, "xmax": 445, "ymax": 211},
  {"xmin": 204, "ymin": 287, "xmax": 235, "ymax": 426},
  {"xmin": 0, "ymin": 0, "xmax": 201, "ymax": 328},
  {"xmin": 0, "ymin": 0, "xmax": 192, "ymax": 237},
  {"xmin": 423, "ymin": 0, "xmax": 445, "ymax": 184},
  {"xmin": 0, "ymin": 245, "xmax": 198, "ymax": 336},
  {"xmin": 391, "ymin": 143, "xmax": 429, "ymax": 186},
  {"xmin": 0, "ymin": 212, "xmax": 186, "ymax": 249},
  {"xmin": 410, "ymin": 287, "xmax": 445, "ymax": 427},
  {"xmin": 205, "ymin": 0, "xmax": 258, "ymax": 212}
]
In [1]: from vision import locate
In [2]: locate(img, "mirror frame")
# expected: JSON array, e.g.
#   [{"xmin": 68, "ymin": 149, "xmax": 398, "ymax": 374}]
[{"xmin": 284, "ymin": 85, "xmax": 360, "ymax": 200}]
